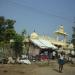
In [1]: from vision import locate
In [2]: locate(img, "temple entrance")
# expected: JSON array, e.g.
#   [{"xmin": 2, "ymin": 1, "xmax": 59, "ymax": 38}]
[{"xmin": 39, "ymin": 49, "xmax": 57, "ymax": 61}]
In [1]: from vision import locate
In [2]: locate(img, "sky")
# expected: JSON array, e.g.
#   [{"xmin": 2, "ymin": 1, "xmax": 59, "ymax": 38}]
[{"xmin": 0, "ymin": 0, "xmax": 75, "ymax": 40}]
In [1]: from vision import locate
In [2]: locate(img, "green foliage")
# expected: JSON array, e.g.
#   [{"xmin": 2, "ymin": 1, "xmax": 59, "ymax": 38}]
[
  {"xmin": 0, "ymin": 16, "xmax": 22, "ymax": 58},
  {"xmin": 14, "ymin": 34, "xmax": 23, "ymax": 42},
  {"xmin": 0, "ymin": 16, "xmax": 16, "ymax": 42},
  {"xmin": 0, "ymin": 16, "xmax": 27, "ymax": 58},
  {"xmin": 6, "ymin": 19, "xmax": 16, "ymax": 29},
  {"xmin": 72, "ymin": 27, "xmax": 75, "ymax": 50},
  {"xmin": 5, "ymin": 29, "xmax": 16, "ymax": 41},
  {"xmin": 0, "ymin": 16, "xmax": 6, "ymax": 41},
  {"xmin": 0, "ymin": 16, "xmax": 5, "ymax": 25},
  {"xmin": 13, "ymin": 34, "xmax": 24, "ymax": 57},
  {"xmin": 21, "ymin": 29, "xmax": 27, "ymax": 36}
]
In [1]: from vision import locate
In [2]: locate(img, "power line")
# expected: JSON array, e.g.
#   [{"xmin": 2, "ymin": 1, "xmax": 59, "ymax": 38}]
[{"xmin": 6, "ymin": 0, "xmax": 73, "ymax": 22}]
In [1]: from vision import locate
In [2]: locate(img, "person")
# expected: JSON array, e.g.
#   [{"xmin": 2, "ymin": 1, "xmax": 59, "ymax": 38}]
[
  {"xmin": 58, "ymin": 52, "xmax": 65, "ymax": 73},
  {"xmin": 68, "ymin": 53, "xmax": 73, "ymax": 64},
  {"xmin": 52, "ymin": 51, "xmax": 56, "ymax": 59}
]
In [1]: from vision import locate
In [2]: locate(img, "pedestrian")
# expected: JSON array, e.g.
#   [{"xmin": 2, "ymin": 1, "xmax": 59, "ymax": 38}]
[
  {"xmin": 58, "ymin": 52, "xmax": 65, "ymax": 73},
  {"xmin": 68, "ymin": 53, "xmax": 73, "ymax": 64},
  {"xmin": 52, "ymin": 51, "xmax": 56, "ymax": 59}
]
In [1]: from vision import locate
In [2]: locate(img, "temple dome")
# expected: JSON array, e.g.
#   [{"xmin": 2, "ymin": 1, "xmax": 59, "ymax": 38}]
[{"xmin": 30, "ymin": 32, "xmax": 38, "ymax": 39}]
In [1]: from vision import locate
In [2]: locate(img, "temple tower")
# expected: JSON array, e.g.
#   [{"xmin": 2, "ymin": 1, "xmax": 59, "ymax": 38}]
[{"xmin": 55, "ymin": 25, "xmax": 68, "ymax": 43}]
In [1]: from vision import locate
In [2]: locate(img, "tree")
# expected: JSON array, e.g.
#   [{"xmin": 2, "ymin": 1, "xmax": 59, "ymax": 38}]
[
  {"xmin": 5, "ymin": 19, "xmax": 16, "ymax": 42},
  {"xmin": 6, "ymin": 19, "xmax": 16, "ymax": 29},
  {"xmin": 0, "ymin": 16, "xmax": 6, "ymax": 42},
  {"xmin": 0, "ymin": 16, "xmax": 16, "ymax": 42},
  {"xmin": 21, "ymin": 29, "xmax": 27, "ymax": 36},
  {"xmin": 0, "ymin": 16, "xmax": 27, "ymax": 59},
  {"xmin": 0, "ymin": 16, "xmax": 16, "ymax": 57},
  {"xmin": 72, "ymin": 26, "xmax": 75, "ymax": 50},
  {"xmin": 12, "ymin": 34, "xmax": 24, "ymax": 58}
]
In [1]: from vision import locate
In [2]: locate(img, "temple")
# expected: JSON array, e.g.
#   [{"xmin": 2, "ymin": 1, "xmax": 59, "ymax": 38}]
[
  {"xmin": 29, "ymin": 25, "xmax": 68, "ymax": 49},
  {"xmin": 23, "ymin": 25, "xmax": 71, "ymax": 60}
]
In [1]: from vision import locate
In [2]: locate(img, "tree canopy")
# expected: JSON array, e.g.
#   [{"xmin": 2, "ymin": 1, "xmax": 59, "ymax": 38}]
[
  {"xmin": 0, "ymin": 16, "xmax": 16, "ymax": 42},
  {"xmin": 71, "ymin": 26, "xmax": 75, "ymax": 50},
  {"xmin": 0, "ymin": 16, "xmax": 26, "ymax": 58}
]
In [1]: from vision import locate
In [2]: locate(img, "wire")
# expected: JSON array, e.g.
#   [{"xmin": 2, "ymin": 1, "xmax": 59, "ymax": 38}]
[{"xmin": 5, "ymin": 0, "xmax": 73, "ymax": 22}]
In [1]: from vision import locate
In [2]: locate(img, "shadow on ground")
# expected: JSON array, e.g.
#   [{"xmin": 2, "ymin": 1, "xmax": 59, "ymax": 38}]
[{"xmin": 53, "ymin": 69, "xmax": 59, "ymax": 73}]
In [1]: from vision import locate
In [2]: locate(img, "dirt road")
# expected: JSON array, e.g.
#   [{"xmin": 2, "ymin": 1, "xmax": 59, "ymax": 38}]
[{"xmin": 0, "ymin": 63, "xmax": 75, "ymax": 75}]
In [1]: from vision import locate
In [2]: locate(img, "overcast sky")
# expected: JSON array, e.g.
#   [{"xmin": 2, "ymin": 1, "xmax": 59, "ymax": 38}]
[{"xmin": 0, "ymin": 0, "xmax": 75, "ymax": 40}]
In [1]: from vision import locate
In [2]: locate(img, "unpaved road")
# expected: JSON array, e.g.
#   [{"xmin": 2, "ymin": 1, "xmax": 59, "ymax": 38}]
[{"xmin": 0, "ymin": 63, "xmax": 75, "ymax": 75}]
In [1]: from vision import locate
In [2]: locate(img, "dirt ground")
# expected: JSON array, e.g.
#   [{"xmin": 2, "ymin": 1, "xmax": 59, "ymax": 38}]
[{"xmin": 0, "ymin": 61, "xmax": 75, "ymax": 75}]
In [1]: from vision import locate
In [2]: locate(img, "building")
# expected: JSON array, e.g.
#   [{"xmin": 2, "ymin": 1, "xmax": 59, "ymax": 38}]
[{"xmin": 24, "ymin": 25, "xmax": 70, "ymax": 60}]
